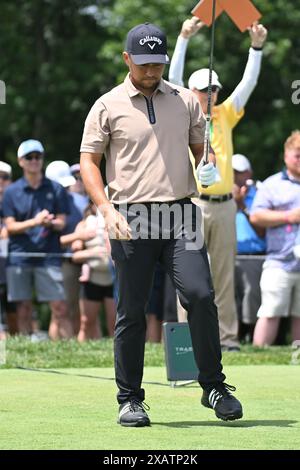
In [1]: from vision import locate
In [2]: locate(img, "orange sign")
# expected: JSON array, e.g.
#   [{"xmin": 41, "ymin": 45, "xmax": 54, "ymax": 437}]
[{"xmin": 192, "ymin": 0, "xmax": 262, "ymax": 32}]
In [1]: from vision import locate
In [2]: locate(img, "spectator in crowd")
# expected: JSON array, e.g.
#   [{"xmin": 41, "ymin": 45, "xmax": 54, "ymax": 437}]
[
  {"xmin": 250, "ymin": 131, "xmax": 300, "ymax": 346},
  {"xmin": 232, "ymin": 154, "xmax": 266, "ymax": 342},
  {"xmin": 2, "ymin": 140, "xmax": 72, "ymax": 339},
  {"xmin": 70, "ymin": 163, "xmax": 88, "ymax": 198},
  {"xmin": 0, "ymin": 162, "xmax": 17, "ymax": 337},
  {"xmin": 71, "ymin": 200, "xmax": 116, "ymax": 341},
  {"xmin": 46, "ymin": 160, "xmax": 88, "ymax": 335},
  {"xmin": 168, "ymin": 17, "xmax": 267, "ymax": 350}
]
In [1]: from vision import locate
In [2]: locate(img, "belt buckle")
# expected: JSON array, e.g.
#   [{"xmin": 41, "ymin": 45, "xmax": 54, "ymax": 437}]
[{"xmin": 210, "ymin": 195, "xmax": 221, "ymax": 202}]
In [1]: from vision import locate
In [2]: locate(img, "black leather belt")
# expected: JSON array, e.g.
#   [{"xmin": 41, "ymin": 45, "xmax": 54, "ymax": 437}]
[
  {"xmin": 115, "ymin": 197, "xmax": 191, "ymax": 208},
  {"xmin": 199, "ymin": 193, "xmax": 233, "ymax": 203}
]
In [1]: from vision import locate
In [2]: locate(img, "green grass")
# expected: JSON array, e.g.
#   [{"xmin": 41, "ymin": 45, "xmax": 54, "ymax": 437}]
[
  {"xmin": 0, "ymin": 366, "xmax": 299, "ymax": 450},
  {"xmin": 1, "ymin": 336, "xmax": 298, "ymax": 369}
]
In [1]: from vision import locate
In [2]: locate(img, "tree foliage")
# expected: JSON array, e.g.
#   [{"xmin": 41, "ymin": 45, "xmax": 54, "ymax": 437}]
[
  {"xmin": 0, "ymin": 0, "xmax": 299, "ymax": 180},
  {"xmin": 0, "ymin": 0, "xmax": 115, "ymax": 174}
]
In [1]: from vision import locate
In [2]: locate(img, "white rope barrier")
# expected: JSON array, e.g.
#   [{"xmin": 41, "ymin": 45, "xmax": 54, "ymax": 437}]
[
  {"xmin": 0, "ymin": 252, "xmax": 73, "ymax": 258},
  {"xmin": 0, "ymin": 252, "xmax": 266, "ymax": 259}
]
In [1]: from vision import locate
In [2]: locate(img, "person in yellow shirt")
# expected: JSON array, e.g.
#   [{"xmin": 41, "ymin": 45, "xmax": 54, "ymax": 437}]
[{"xmin": 169, "ymin": 17, "xmax": 267, "ymax": 350}]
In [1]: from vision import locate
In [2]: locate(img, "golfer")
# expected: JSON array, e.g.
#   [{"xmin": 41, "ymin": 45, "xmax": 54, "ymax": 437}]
[{"xmin": 80, "ymin": 22, "xmax": 242, "ymax": 427}]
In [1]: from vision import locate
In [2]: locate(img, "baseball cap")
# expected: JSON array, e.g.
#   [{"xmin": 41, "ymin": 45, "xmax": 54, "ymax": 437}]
[
  {"xmin": 232, "ymin": 154, "xmax": 252, "ymax": 172},
  {"xmin": 45, "ymin": 160, "xmax": 76, "ymax": 187},
  {"xmin": 188, "ymin": 68, "xmax": 222, "ymax": 91},
  {"xmin": 125, "ymin": 22, "xmax": 170, "ymax": 65},
  {"xmin": 17, "ymin": 139, "xmax": 45, "ymax": 159},
  {"xmin": 0, "ymin": 161, "xmax": 12, "ymax": 176}
]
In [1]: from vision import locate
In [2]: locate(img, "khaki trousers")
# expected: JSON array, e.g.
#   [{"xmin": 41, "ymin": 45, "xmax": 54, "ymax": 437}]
[
  {"xmin": 198, "ymin": 197, "xmax": 239, "ymax": 347},
  {"xmin": 177, "ymin": 198, "xmax": 239, "ymax": 347}
]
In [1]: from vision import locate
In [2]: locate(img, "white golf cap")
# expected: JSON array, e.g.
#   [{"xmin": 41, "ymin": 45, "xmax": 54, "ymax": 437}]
[
  {"xmin": 45, "ymin": 160, "xmax": 76, "ymax": 188},
  {"xmin": 232, "ymin": 154, "xmax": 252, "ymax": 172},
  {"xmin": 0, "ymin": 161, "xmax": 12, "ymax": 175},
  {"xmin": 188, "ymin": 68, "xmax": 222, "ymax": 91},
  {"xmin": 17, "ymin": 139, "xmax": 45, "ymax": 159}
]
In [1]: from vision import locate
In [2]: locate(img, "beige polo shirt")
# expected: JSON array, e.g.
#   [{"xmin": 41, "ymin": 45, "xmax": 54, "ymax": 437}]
[{"xmin": 80, "ymin": 74, "xmax": 205, "ymax": 204}]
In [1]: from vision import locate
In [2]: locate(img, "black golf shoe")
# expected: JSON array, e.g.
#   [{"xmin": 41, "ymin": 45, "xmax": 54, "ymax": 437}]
[
  {"xmin": 118, "ymin": 399, "xmax": 151, "ymax": 427},
  {"xmin": 201, "ymin": 382, "xmax": 243, "ymax": 421}
]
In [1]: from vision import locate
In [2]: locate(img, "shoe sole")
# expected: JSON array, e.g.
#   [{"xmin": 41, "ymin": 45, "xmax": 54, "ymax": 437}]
[
  {"xmin": 202, "ymin": 401, "xmax": 243, "ymax": 421},
  {"xmin": 117, "ymin": 419, "xmax": 151, "ymax": 427},
  {"xmin": 215, "ymin": 411, "xmax": 243, "ymax": 421}
]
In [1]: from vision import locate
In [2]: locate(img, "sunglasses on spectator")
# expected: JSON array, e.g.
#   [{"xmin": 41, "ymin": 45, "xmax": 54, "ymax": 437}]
[
  {"xmin": 74, "ymin": 173, "xmax": 82, "ymax": 181},
  {"xmin": 198, "ymin": 85, "xmax": 219, "ymax": 93},
  {"xmin": 0, "ymin": 173, "xmax": 10, "ymax": 181},
  {"xmin": 23, "ymin": 152, "xmax": 43, "ymax": 161}
]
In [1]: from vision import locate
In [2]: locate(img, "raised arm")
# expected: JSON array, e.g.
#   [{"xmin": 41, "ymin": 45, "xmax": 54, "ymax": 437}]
[
  {"xmin": 168, "ymin": 17, "xmax": 204, "ymax": 86},
  {"xmin": 230, "ymin": 22, "xmax": 268, "ymax": 112}
]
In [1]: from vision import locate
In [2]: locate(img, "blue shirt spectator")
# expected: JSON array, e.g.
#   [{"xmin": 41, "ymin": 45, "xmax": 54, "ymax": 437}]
[
  {"xmin": 236, "ymin": 185, "xmax": 266, "ymax": 254},
  {"xmin": 3, "ymin": 176, "xmax": 69, "ymax": 267},
  {"xmin": 0, "ymin": 161, "xmax": 12, "ymax": 284},
  {"xmin": 250, "ymin": 169, "xmax": 300, "ymax": 272}
]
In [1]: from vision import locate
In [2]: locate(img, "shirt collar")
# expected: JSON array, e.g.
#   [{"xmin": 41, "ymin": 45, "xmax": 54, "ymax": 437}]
[
  {"xmin": 124, "ymin": 73, "xmax": 167, "ymax": 98},
  {"xmin": 281, "ymin": 168, "xmax": 300, "ymax": 184},
  {"xmin": 21, "ymin": 175, "xmax": 49, "ymax": 190}
]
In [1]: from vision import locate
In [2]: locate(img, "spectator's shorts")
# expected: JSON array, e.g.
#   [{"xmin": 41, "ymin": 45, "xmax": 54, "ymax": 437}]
[
  {"xmin": 0, "ymin": 284, "xmax": 17, "ymax": 313},
  {"xmin": 79, "ymin": 281, "xmax": 114, "ymax": 302},
  {"xmin": 6, "ymin": 266, "xmax": 66, "ymax": 302},
  {"xmin": 257, "ymin": 267, "xmax": 300, "ymax": 318}
]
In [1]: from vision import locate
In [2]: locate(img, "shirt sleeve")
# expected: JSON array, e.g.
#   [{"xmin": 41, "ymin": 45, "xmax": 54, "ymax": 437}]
[
  {"xmin": 189, "ymin": 93, "xmax": 206, "ymax": 144},
  {"xmin": 221, "ymin": 96, "xmax": 245, "ymax": 129},
  {"xmin": 2, "ymin": 187, "xmax": 15, "ymax": 218},
  {"xmin": 80, "ymin": 99, "xmax": 110, "ymax": 154},
  {"xmin": 250, "ymin": 182, "xmax": 273, "ymax": 214},
  {"xmin": 168, "ymin": 36, "xmax": 189, "ymax": 87},
  {"xmin": 230, "ymin": 48, "xmax": 263, "ymax": 113}
]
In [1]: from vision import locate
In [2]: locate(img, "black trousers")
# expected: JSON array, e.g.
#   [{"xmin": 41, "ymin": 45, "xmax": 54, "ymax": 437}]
[{"xmin": 110, "ymin": 199, "xmax": 225, "ymax": 404}]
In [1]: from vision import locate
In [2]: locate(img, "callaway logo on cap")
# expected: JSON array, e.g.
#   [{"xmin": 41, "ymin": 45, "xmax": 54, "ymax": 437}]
[{"xmin": 125, "ymin": 22, "xmax": 170, "ymax": 65}]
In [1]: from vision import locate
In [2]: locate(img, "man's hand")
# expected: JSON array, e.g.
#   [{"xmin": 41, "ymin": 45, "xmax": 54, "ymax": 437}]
[
  {"xmin": 180, "ymin": 16, "xmax": 205, "ymax": 39},
  {"xmin": 249, "ymin": 22, "xmax": 268, "ymax": 48},
  {"xmin": 48, "ymin": 216, "xmax": 65, "ymax": 231},
  {"xmin": 286, "ymin": 208, "xmax": 300, "ymax": 224},
  {"xmin": 72, "ymin": 239, "xmax": 84, "ymax": 252},
  {"xmin": 196, "ymin": 161, "xmax": 217, "ymax": 187},
  {"xmin": 232, "ymin": 184, "xmax": 248, "ymax": 210},
  {"xmin": 99, "ymin": 204, "xmax": 132, "ymax": 240},
  {"xmin": 76, "ymin": 228, "xmax": 97, "ymax": 241},
  {"xmin": 34, "ymin": 209, "xmax": 53, "ymax": 227}
]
